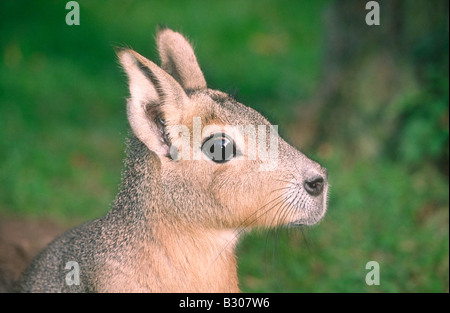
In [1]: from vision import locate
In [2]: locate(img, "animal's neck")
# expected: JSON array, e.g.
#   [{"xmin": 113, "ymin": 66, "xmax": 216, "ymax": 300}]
[
  {"xmin": 111, "ymin": 136, "xmax": 159, "ymax": 219},
  {"xmin": 147, "ymin": 225, "xmax": 240, "ymax": 292}
]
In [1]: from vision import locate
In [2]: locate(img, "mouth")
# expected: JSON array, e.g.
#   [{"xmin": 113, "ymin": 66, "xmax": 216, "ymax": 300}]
[
  {"xmin": 287, "ymin": 209, "xmax": 326, "ymax": 227},
  {"xmin": 287, "ymin": 220, "xmax": 307, "ymax": 228}
]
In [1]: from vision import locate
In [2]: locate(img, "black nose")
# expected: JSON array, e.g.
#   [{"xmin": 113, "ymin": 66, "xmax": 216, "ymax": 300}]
[{"xmin": 304, "ymin": 175, "xmax": 325, "ymax": 196}]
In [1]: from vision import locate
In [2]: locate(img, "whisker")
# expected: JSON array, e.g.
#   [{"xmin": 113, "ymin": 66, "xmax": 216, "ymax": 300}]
[
  {"xmin": 275, "ymin": 187, "xmax": 300, "ymax": 229},
  {"xmin": 271, "ymin": 194, "xmax": 298, "ymax": 254},
  {"xmin": 269, "ymin": 191, "xmax": 295, "ymax": 229},
  {"xmin": 241, "ymin": 195, "xmax": 289, "ymax": 232},
  {"xmin": 274, "ymin": 179, "xmax": 294, "ymax": 184},
  {"xmin": 210, "ymin": 192, "xmax": 289, "ymax": 265},
  {"xmin": 264, "ymin": 192, "xmax": 299, "ymax": 271},
  {"xmin": 300, "ymin": 226, "xmax": 312, "ymax": 254},
  {"xmin": 261, "ymin": 193, "xmax": 293, "ymax": 266},
  {"xmin": 272, "ymin": 226, "xmax": 280, "ymax": 265},
  {"xmin": 238, "ymin": 192, "xmax": 287, "ymax": 229},
  {"xmin": 275, "ymin": 195, "xmax": 297, "ymax": 230},
  {"xmin": 271, "ymin": 186, "xmax": 293, "ymax": 192}
]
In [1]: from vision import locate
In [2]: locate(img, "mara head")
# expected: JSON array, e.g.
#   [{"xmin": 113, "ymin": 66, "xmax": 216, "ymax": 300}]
[{"xmin": 117, "ymin": 28, "xmax": 328, "ymax": 231}]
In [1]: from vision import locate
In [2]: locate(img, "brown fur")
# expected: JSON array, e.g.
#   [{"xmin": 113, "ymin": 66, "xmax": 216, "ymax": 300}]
[{"xmin": 15, "ymin": 28, "xmax": 328, "ymax": 292}]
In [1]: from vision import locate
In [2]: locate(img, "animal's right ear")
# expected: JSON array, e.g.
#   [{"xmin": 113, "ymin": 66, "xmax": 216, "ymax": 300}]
[
  {"xmin": 157, "ymin": 28, "xmax": 207, "ymax": 90},
  {"xmin": 116, "ymin": 48, "xmax": 190, "ymax": 157}
]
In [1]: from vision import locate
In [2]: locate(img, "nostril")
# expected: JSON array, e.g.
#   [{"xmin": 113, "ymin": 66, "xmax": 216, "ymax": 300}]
[{"xmin": 304, "ymin": 175, "xmax": 324, "ymax": 196}]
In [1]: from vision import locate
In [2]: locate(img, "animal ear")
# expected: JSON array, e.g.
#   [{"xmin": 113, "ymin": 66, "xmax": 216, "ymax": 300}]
[
  {"xmin": 117, "ymin": 48, "xmax": 190, "ymax": 157},
  {"xmin": 157, "ymin": 28, "xmax": 207, "ymax": 90}
]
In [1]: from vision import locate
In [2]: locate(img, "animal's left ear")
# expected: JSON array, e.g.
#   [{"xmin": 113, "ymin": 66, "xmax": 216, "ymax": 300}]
[
  {"xmin": 116, "ymin": 48, "xmax": 190, "ymax": 157},
  {"xmin": 157, "ymin": 28, "xmax": 207, "ymax": 90}
]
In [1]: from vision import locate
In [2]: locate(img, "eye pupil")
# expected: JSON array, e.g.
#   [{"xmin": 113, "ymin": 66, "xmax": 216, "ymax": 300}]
[{"xmin": 201, "ymin": 133, "xmax": 236, "ymax": 163}]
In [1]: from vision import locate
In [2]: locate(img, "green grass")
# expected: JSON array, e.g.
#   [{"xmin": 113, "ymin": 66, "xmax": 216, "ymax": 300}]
[{"xmin": 0, "ymin": 0, "xmax": 448, "ymax": 292}]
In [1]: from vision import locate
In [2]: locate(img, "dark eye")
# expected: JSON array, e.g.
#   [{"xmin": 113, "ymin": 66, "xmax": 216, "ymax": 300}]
[{"xmin": 201, "ymin": 133, "xmax": 236, "ymax": 163}]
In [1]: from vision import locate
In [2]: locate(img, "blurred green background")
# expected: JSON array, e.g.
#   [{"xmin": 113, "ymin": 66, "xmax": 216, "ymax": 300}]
[{"xmin": 0, "ymin": 0, "xmax": 448, "ymax": 292}]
